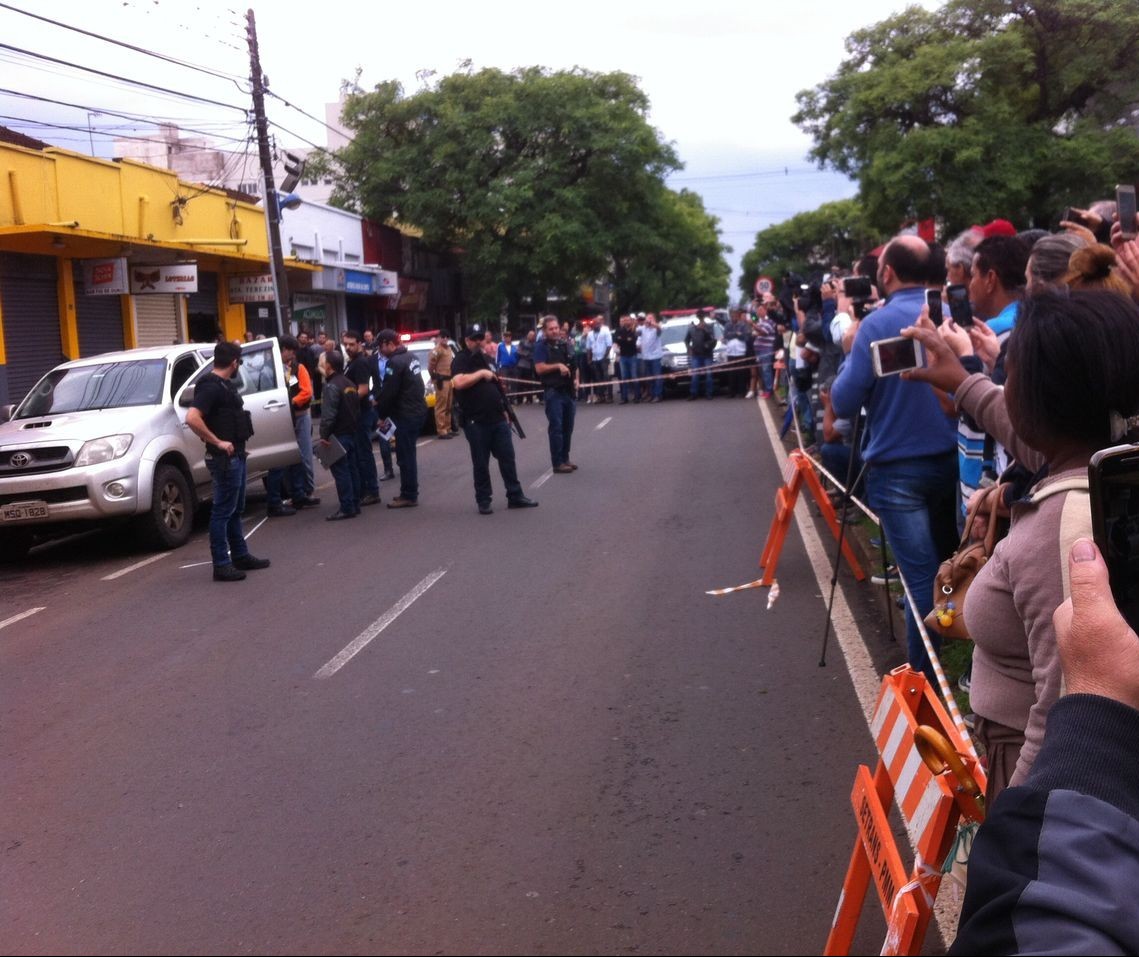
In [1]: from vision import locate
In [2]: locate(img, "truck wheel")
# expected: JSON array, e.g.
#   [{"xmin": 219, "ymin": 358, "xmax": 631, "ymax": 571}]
[
  {"xmin": 0, "ymin": 528, "xmax": 34, "ymax": 562},
  {"xmin": 140, "ymin": 464, "xmax": 194, "ymax": 550}
]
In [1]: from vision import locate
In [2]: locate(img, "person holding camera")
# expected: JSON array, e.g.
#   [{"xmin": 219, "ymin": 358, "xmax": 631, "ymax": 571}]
[
  {"xmin": 684, "ymin": 309, "xmax": 717, "ymax": 399},
  {"xmin": 830, "ymin": 236, "xmax": 959, "ymax": 685},
  {"xmin": 949, "ymin": 538, "xmax": 1139, "ymax": 955},
  {"xmin": 185, "ymin": 341, "xmax": 270, "ymax": 582}
]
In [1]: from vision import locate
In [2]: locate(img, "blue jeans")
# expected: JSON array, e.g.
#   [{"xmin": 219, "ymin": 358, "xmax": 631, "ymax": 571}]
[
  {"xmin": 689, "ymin": 355, "xmax": 713, "ymax": 396},
  {"xmin": 619, "ymin": 357, "xmax": 638, "ymax": 401},
  {"xmin": 393, "ymin": 412, "xmax": 425, "ymax": 501},
  {"xmin": 355, "ymin": 405, "xmax": 380, "ymax": 496},
  {"xmin": 462, "ymin": 419, "xmax": 524, "ymax": 506},
  {"xmin": 329, "ymin": 431, "xmax": 359, "ymax": 514},
  {"xmin": 641, "ymin": 358, "xmax": 663, "ymax": 399},
  {"xmin": 293, "ymin": 410, "xmax": 314, "ymax": 496},
  {"xmin": 544, "ymin": 389, "xmax": 575, "ymax": 467},
  {"xmin": 865, "ymin": 452, "xmax": 959, "ymax": 684},
  {"xmin": 206, "ymin": 454, "xmax": 250, "ymax": 567},
  {"xmin": 758, "ymin": 354, "xmax": 775, "ymax": 393}
]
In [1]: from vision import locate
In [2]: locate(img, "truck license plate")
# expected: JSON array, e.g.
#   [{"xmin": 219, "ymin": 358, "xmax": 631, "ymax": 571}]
[{"xmin": 1, "ymin": 501, "xmax": 48, "ymax": 521}]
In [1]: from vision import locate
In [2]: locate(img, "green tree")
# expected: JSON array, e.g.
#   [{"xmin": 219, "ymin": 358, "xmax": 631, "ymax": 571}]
[
  {"xmin": 327, "ymin": 67, "xmax": 690, "ymax": 319},
  {"xmin": 739, "ymin": 199, "xmax": 884, "ymax": 295},
  {"xmin": 613, "ymin": 187, "xmax": 732, "ymax": 312},
  {"xmin": 793, "ymin": 0, "xmax": 1139, "ymax": 235}
]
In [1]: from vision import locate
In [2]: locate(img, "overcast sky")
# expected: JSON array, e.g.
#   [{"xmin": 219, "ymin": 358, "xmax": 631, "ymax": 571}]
[{"xmin": 0, "ymin": 0, "xmax": 939, "ymax": 299}]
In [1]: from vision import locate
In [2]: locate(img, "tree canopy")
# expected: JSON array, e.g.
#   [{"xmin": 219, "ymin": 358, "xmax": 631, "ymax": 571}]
[
  {"xmin": 326, "ymin": 66, "xmax": 728, "ymax": 318},
  {"xmin": 793, "ymin": 0, "xmax": 1139, "ymax": 235},
  {"xmin": 739, "ymin": 199, "xmax": 884, "ymax": 294}
]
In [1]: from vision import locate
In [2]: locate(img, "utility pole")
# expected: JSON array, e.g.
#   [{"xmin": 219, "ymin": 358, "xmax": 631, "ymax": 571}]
[{"xmin": 245, "ymin": 8, "xmax": 290, "ymax": 336}]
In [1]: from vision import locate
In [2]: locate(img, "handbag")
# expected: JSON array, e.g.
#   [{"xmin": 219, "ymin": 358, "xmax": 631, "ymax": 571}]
[{"xmin": 924, "ymin": 484, "xmax": 1006, "ymax": 641}]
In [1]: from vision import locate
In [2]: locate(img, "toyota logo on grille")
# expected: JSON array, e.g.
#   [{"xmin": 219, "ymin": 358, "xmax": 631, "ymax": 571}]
[{"xmin": 9, "ymin": 452, "xmax": 31, "ymax": 468}]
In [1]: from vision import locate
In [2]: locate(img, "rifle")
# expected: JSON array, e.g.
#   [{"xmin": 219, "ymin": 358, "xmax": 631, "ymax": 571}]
[{"xmin": 470, "ymin": 349, "xmax": 525, "ymax": 439}]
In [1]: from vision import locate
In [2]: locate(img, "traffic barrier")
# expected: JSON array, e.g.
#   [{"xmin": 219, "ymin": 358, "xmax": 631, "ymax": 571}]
[{"xmin": 825, "ymin": 666, "xmax": 986, "ymax": 956}]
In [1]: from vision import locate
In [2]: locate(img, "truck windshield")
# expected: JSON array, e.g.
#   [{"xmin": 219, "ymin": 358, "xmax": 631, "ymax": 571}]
[{"xmin": 15, "ymin": 359, "xmax": 168, "ymax": 418}]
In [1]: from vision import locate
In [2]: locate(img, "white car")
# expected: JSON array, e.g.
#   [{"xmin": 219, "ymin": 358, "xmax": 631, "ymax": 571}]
[
  {"xmin": 0, "ymin": 338, "xmax": 300, "ymax": 560},
  {"xmin": 658, "ymin": 316, "xmax": 727, "ymax": 391}
]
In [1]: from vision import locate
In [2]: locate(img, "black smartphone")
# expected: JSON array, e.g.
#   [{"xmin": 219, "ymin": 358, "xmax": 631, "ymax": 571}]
[
  {"xmin": 926, "ymin": 288, "xmax": 943, "ymax": 327},
  {"xmin": 1117, "ymin": 185, "xmax": 1137, "ymax": 241},
  {"xmin": 946, "ymin": 284, "xmax": 973, "ymax": 327},
  {"xmin": 1090, "ymin": 443, "xmax": 1139, "ymax": 633},
  {"xmin": 843, "ymin": 276, "xmax": 873, "ymax": 299}
]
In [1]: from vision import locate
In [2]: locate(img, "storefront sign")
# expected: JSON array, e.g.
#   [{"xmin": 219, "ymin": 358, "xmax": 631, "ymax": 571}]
[
  {"xmin": 344, "ymin": 269, "xmax": 373, "ymax": 295},
  {"xmin": 377, "ymin": 270, "xmax": 398, "ymax": 296},
  {"xmin": 130, "ymin": 262, "xmax": 198, "ymax": 294},
  {"xmin": 82, "ymin": 258, "xmax": 129, "ymax": 295},
  {"xmin": 228, "ymin": 273, "xmax": 276, "ymax": 303}
]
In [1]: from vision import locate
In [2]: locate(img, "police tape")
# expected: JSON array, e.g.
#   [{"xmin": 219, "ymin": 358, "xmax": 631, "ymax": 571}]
[
  {"xmin": 705, "ymin": 579, "xmax": 781, "ymax": 609},
  {"xmin": 495, "ymin": 354, "xmax": 763, "ymax": 392}
]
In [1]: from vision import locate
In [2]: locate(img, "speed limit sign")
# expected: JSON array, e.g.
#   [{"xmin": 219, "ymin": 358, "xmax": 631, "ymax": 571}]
[{"xmin": 754, "ymin": 276, "xmax": 774, "ymax": 297}]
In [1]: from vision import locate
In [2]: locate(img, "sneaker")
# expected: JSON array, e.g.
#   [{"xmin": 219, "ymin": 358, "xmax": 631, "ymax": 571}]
[
  {"xmin": 379, "ymin": 472, "xmax": 396, "ymax": 482},
  {"xmin": 266, "ymin": 504, "xmax": 296, "ymax": 517},
  {"xmin": 233, "ymin": 553, "xmax": 271, "ymax": 571},
  {"xmin": 745, "ymin": 390, "xmax": 755, "ymax": 398},
  {"xmin": 963, "ymin": 712, "xmax": 976, "ymax": 732},
  {"xmin": 958, "ymin": 673, "xmax": 972, "ymax": 694},
  {"xmin": 213, "ymin": 564, "xmax": 246, "ymax": 582},
  {"xmin": 553, "ymin": 463, "xmax": 575, "ymax": 474},
  {"xmin": 326, "ymin": 510, "xmax": 357, "ymax": 521},
  {"xmin": 870, "ymin": 564, "xmax": 899, "ymax": 585},
  {"xmin": 386, "ymin": 497, "xmax": 417, "ymax": 509},
  {"xmin": 359, "ymin": 493, "xmax": 382, "ymax": 506},
  {"xmin": 478, "ymin": 502, "xmax": 493, "ymax": 515}
]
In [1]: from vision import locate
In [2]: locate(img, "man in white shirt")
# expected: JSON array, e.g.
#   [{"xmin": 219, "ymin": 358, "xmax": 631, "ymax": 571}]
[
  {"xmin": 637, "ymin": 313, "xmax": 665, "ymax": 403},
  {"xmin": 585, "ymin": 319, "xmax": 613, "ymax": 404}
]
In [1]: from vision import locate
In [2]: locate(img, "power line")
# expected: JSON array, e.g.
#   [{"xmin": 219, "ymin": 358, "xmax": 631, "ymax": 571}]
[
  {"xmin": 265, "ymin": 89, "xmax": 345, "ymax": 143},
  {"xmin": 0, "ymin": 88, "xmax": 250, "ymax": 144},
  {"xmin": 0, "ymin": 2, "xmax": 248, "ymax": 90},
  {"xmin": 0, "ymin": 41, "xmax": 248, "ymax": 114},
  {"xmin": 0, "ymin": 113, "xmax": 251, "ymax": 155}
]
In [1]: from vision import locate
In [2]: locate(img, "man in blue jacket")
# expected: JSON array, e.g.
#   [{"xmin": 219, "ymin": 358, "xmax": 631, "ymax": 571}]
[{"xmin": 831, "ymin": 235, "xmax": 958, "ymax": 682}]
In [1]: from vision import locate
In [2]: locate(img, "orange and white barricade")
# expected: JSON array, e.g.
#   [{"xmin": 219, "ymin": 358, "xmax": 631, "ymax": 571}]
[{"xmin": 825, "ymin": 666, "xmax": 986, "ymax": 956}]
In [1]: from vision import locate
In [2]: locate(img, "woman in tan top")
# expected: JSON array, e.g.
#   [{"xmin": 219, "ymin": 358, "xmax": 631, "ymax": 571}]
[{"xmin": 904, "ymin": 289, "xmax": 1139, "ymax": 802}]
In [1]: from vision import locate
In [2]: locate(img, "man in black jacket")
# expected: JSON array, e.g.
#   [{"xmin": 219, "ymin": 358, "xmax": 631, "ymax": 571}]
[
  {"xmin": 684, "ymin": 310, "xmax": 717, "ymax": 400},
  {"xmin": 318, "ymin": 350, "xmax": 361, "ymax": 520},
  {"xmin": 374, "ymin": 329, "xmax": 428, "ymax": 508}
]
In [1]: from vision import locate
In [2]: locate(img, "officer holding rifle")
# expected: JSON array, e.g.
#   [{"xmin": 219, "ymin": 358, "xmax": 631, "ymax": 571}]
[{"xmin": 450, "ymin": 324, "xmax": 539, "ymax": 516}]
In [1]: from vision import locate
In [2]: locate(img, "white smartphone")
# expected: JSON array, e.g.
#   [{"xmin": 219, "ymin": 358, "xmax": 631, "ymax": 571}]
[{"xmin": 870, "ymin": 336, "xmax": 924, "ymax": 377}]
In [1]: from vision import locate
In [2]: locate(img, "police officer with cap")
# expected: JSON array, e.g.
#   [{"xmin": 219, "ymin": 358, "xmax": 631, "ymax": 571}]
[
  {"xmin": 373, "ymin": 328, "xmax": 428, "ymax": 508},
  {"xmin": 185, "ymin": 340, "xmax": 271, "ymax": 581},
  {"xmin": 451, "ymin": 323, "xmax": 539, "ymax": 515}
]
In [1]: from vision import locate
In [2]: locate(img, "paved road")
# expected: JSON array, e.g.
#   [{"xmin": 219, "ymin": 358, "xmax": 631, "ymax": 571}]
[{"xmin": 1, "ymin": 396, "xmax": 888, "ymax": 955}]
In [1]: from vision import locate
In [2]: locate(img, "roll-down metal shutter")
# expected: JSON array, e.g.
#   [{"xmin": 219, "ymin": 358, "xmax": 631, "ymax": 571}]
[
  {"xmin": 134, "ymin": 295, "xmax": 180, "ymax": 347},
  {"xmin": 0, "ymin": 253, "xmax": 63, "ymax": 403},
  {"xmin": 74, "ymin": 261, "xmax": 125, "ymax": 357}
]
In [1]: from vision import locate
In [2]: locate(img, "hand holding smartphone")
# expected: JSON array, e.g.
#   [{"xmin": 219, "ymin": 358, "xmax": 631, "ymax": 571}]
[{"xmin": 870, "ymin": 336, "xmax": 924, "ymax": 377}]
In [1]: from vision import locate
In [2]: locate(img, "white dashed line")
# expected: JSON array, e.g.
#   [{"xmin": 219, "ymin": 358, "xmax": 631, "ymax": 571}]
[
  {"xmin": 314, "ymin": 567, "xmax": 449, "ymax": 679},
  {"xmin": 0, "ymin": 607, "xmax": 45, "ymax": 632},
  {"xmin": 101, "ymin": 552, "xmax": 172, "ymax": 581},
  {"xmin": 531, "ymin": 470, "xmax": 553, "ymax": 489},
  {"xmin": 595, "ymin": 416, "xmax": 612, "ymax": 430}
]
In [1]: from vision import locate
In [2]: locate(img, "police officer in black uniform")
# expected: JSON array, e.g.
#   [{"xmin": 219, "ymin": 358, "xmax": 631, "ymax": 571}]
[
  {"xmin": 451, "ymin": 324, "xmax": 540, "ymax": 515},
  {"xmin": 533, "ymin": 314, "xmax": 578, "ymax": 473},
  {"xmin": 185, "ymin": 341, "xmax": 271, "ymax": 581},
  {"xmin": 373, "ymin": 328, "xmax": 428, "ymax": 508}
]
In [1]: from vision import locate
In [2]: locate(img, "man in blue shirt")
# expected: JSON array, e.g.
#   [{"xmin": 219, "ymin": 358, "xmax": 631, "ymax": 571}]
[{"xmin": 831, "ymin": 235, "xmax": 959, "ymax": 682}]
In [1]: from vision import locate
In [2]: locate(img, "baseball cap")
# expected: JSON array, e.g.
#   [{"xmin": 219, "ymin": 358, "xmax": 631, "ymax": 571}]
[
  {"xmin": 464, "ymin": 323, "xmax": 485, "ymax": 340},
  {"xmin": 971, "ymin": 218, "xmax": 1017, "ymax": 238}
]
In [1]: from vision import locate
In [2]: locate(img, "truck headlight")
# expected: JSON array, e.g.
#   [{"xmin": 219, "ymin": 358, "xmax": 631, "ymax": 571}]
[{"xmin": 75, "ymin": 434, "xmax": 133, "ymax": 466}]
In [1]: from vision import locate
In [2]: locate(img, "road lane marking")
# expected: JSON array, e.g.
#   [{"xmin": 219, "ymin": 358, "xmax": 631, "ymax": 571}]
[
  {"xmin": 595, "ymin": 416, "xmax": 612, "ymax": 430},
  {"xmin": 180, "ymin": 561, "xmax": 211, "ymax": 569},
  {"xmin": 531, "ymin": 469, "xmax": 553, "ymax": 489},
  {"xmin": 0, "ymin": 607, "xmax": 45, "ymax": 632},
  {"xmin": 314, "ymin": 567, "xmax": 448, "ymax": 679},
  {"xmin": 416, "ymin": 439, "xmax": 432, "ymax": 447},
  {"xmin": 101, "ymin": 552, "xmax": 171, "ymax": 581},
  {"xmin": 244, "ymin": 516, "xmax": 267, "ymax": 539}
]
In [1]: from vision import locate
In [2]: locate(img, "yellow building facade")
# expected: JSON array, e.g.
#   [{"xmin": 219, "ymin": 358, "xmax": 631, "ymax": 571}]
[{"xmin": 0, "ymin": 142, "xmax": 312, "ymax": 406}]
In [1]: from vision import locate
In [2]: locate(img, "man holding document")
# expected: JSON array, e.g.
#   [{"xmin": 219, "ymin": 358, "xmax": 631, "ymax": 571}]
[{"xmin": 317, "ymin": 350, "xmax": 361, "ymax": 521}]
